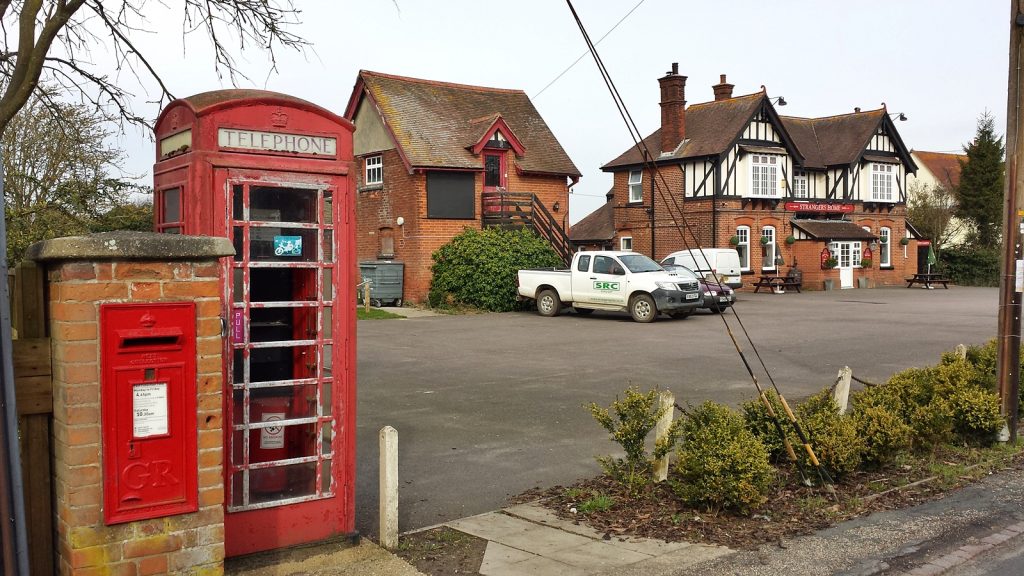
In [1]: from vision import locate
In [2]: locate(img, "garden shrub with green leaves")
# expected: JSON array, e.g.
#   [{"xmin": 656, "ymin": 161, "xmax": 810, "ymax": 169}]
[
  {"xmin": 795, "ymin": 390, "xmax": 862, "ymax": 477},
  {"xmin": 428, "ymin": 227, "xmax": 563, "ymax": 312},
  {"xmin": 673, "ymin": 401, "xmax": 774, "ymax": 513},
  {"xmin": 853, "ymin": 404, "xmax": 912, "ymax": 469},
  {"xmin": 588, "ymin": 387, "xmax": 681, "ymax": 496},
  {"xmin": 741, "ymin": 391, "xmax": 789, "ymax": 462}
]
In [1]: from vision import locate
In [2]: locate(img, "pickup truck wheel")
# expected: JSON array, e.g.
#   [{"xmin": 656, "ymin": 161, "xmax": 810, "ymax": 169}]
[
  {"xmin": 574, "ymin": 307, "xmax": 593, "ymax": 315},
  {"xmin": 537, "ymin": 289, "xmax": 562, "ymax": 317},
  {"xmin": 629, "ymin": 294, "xmax": 658, "ymax": 323}
]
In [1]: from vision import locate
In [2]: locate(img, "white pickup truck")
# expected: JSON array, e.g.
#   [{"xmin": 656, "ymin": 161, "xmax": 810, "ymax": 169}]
[{"xmin": 516, "ymin": 251, "xmax": 702, "ymax": 322}]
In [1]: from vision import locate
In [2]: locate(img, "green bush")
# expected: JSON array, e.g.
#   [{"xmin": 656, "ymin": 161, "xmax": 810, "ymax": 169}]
[
  {"xmin": 853, "ymin": 404, "xmax": 912, "ymax": 469},
  {"xmin": 795, "ymin": 390, "xmax": 863, "ymax": 477},
  {"xmin": 938, "ymin": 245, "xmax": 999, "ymax": 287},
  {"xmin": 947, "ymin": 386, "xmax": 1003, "ymax": 446},
  {"xmin": 588, "ymin": 387, "xmax": 680, "ymax": 496},
  {"xmin": 908, "ymin": 399, "xmax": 954, "ymax": 450},
  {"xmin": 942, "ymin": 339, "xmax": 1024, "ymax": 411},
  {"xmin": 428, "ymin": 227, "xmax": 563, "ymax": 312},
  {"xmin": 741, "ymin": 391, "xmax": 790, "ymax": 462},
  {"xmin": 673, "ymin": 401, "xmax": 774, "ymax": 513}
]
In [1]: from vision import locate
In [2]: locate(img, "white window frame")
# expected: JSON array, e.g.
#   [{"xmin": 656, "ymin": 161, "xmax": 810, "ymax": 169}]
[
  {"xmin": 365, "ymin": 155, "xmax": 383, "ymax": 186},
  {"xmin": 792, "ymin": 173, "xmax": 808, "ymax": 198},
  {"xmin": 620, "ymin": 236, "xmax": 633, "ymax": 251},
  {"xmin": 761, "ymin": 226, "xmax": 777, "ymax": 271},
  {"xmin": 737, "ymin": 226, "xmax": 750, "ymax": 271},
  {"xmin": 871, "ymin": 163, "xmax": 894, "ymax": 202},
  {"xmin": 628, "ymin": 170, "xmax": 643, "ymax": 203},
  {"xmin": 880, "ymin": 227, "xmax": 891, "ymax": 267},
  {"xmin": 751, "ymin": 154, "xmax": 780, "ymax": 198},
  {"xmin": 853, "ymin": 241, "xmax": 863, "ymax": 267}
]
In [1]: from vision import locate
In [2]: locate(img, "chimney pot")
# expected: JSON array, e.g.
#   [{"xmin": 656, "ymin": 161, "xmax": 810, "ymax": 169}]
[
  {"xmin": 671, "ymin": 62, "xmax": 678, "ymax": 75},
  {"xmin": 854, "ymin": 107, "xmax": 861, "ymax": 113},
  {"xmin": 720, "ymin": 74, "xmax": 727, "ymax": 83},
  {"xmin": 712, "ymin": 73, "xmax": 735, "ymax": 102}
]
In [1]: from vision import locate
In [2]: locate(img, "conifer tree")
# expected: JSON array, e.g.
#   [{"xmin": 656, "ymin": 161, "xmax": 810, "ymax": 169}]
[{"xmin": 956, "ymin": 112, "xmax": 1006, "ymax": 247}]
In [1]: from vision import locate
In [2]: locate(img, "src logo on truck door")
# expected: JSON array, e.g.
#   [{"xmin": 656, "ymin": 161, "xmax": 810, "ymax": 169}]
[{"xmin": 593, "ymin": 281, "xmax": 620, "ymax": 291}]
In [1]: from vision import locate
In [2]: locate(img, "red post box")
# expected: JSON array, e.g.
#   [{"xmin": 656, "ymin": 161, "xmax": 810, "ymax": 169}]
[{"xmin": 101, "ymin": 302, "xmax": 197, "ymax": 525}]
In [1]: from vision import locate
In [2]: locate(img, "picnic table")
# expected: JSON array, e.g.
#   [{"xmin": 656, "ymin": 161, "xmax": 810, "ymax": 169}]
[
  {"xmin": 905, "ymin": 273, "xmax": 950, "ymax": 289},
  {"xmin": 753, "ymin": 275, "xmax": 802, "ymax": 293}
]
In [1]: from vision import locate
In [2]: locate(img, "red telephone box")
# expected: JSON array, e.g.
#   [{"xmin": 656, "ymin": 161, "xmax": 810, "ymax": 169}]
[{"xmin": 152, "ymin": 90, "xmax": 356, "ymax": 556}]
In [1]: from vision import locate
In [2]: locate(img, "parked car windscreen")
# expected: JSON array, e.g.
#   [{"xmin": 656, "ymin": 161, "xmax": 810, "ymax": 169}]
[
  {"xmin": 619, "ymin": 254, "xmax": 664, "ymax": 273},
  {"xmin": 662, "ymin": 264, "xmax": 699, "ymax": 279}
]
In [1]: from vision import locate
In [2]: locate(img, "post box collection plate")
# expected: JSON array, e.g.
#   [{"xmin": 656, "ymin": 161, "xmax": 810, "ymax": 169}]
[{"xmin": 101, "ymin": 302, "xmax": 198, "ymax": 524}]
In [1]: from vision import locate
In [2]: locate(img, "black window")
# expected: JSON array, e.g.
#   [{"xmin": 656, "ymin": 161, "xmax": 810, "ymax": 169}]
[
  {"xmin": 484, "ymin": 155, "xmax": 502, "ymax": 188},
  {"xmin": 577, "ymin": 255, "xmax": 591, "ymax": 272},
  {"xmin": 426, "ymin": 171, "xmax": 475, "ymax": 219}
]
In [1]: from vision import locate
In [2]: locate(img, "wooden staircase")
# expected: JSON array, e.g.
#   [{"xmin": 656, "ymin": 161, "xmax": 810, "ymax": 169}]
[{"xmin": 481, "ymin": 192, "xmax": 572, "ymax": 264}]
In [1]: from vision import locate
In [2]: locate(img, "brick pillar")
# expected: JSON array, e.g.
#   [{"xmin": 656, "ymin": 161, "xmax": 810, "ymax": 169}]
[{"xmin": 27, "ymin": 232, "xmax": 233, "ymax": 576}]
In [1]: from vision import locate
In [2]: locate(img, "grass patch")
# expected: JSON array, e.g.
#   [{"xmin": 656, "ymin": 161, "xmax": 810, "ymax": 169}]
[
  {"xmin": 578, "ymin": 494, "xmax": 614, "ymax": 514},
  {"xmin": 357, "ymin": 308, "xmax": 404, "ymax": 320}
]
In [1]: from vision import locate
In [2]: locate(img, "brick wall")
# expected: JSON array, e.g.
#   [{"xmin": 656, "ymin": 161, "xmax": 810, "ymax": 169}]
[
  {"xmin": 49, "ymin": 259, "xmax": 225, "ymax": 575},
  {"xmin": 355, "ymin": 149, "xmax": 571, "ymax": 303}
]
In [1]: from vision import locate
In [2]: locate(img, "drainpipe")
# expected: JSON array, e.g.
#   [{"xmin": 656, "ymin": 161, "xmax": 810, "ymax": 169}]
[{"xmin": 649, "ymin": 165, "xmax": 656, "ymax": 257}]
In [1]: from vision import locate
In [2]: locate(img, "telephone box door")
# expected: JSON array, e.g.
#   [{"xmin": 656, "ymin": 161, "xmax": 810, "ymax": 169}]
[{"xmin": 220, "ymin": 168, "xmax": 349, "ymax": 555}]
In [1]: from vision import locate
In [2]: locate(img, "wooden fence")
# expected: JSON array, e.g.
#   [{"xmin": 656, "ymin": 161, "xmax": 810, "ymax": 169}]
[{"xmin": 10, "ymin": 260, "xmax": 53, "ymax": 575}]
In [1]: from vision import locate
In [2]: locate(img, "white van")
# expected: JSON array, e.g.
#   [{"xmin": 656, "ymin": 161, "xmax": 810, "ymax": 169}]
[{"xmin": 661, "ymin": 248, "xmax": 743, "ymax": 289}]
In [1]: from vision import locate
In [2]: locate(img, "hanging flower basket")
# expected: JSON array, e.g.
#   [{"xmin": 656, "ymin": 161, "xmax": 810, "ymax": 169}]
[
  {"xmin": 823, "ymin": 257, "xmax": 838, "ymax": 270},
  {"xmin": 860, "ymin": 257, "xmax": 873, "ymax": 268},
  {"xmin": 900, "ymin": 238, "xmax": 910, "ymax": 246},
  {"xmin": 760, "ymin": 236, "xmax": 770, "ymax": 246},
  {"xmin": 729, "ymin": 235, "xmax": 740, "ymax": 246},
  {"xmin": 785, "ymin": 235, "xmax": 796, "ymax": 245}
]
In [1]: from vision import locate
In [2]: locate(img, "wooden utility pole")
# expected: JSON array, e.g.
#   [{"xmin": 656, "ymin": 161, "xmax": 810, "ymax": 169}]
[{"xmin": 998, "ymin": 0, "xmax": 1024, "ymax": 442}]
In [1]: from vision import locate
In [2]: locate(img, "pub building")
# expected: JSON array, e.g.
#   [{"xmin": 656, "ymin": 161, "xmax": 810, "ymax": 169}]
[{"xmin": 572, "ymin": 64, "xmax": 922, "ymax": 290}]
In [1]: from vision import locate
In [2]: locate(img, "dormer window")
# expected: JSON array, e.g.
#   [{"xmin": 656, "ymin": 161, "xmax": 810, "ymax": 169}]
[
  {"xmin": 751, "ymin": 154, "xmax": 780, "ymax": 198},
  {"xmin": 486, "ymin": 130, "xmax": 511, "ymax": 150},
  {"xmin": 871, "ymin": 163, "xmax": 894, "ymax": 202}
]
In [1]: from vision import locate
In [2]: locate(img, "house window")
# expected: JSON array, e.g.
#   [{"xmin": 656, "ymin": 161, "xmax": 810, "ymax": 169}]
[
  {"xmin": 761, "ymin": 226, "xmax": 777, "ymax": 271},
  {"xmin": 156, "ymin": 186, "xmax": 183, "ymax": 234},
  {"xmin": 426, "ymin": 171, "xmax": 475, "ymax": 219},
  {"xmin": 792, "ymin": 172, "xmax": 808, "ymax": 198},
  {"xmin": 620, "ymin": 236, "xmax": 633, "ymax": 251},
  {"xmin": 751, "ymin": 154, "xmax": 779, "ymax": 197},
  {"xmin": 880, "ymin": 227, "xmax": 891, "ymax": 267},
  {"xmin": 736, "ymin": 226, "xmax": 750, "ymax": 271},
  {"xmin": 853, "ymin": 241, "xmax": 863, "ymax": 267},
  {"xmin": 484, "ymin": 153, "xmax": 505, "ymax": 189},
  {"xmin": 871, "ymin": 163, "xmax": 894, "ymax": 202},
  {"xmin": 365, "ymin": 155, "xmax": 383, "ymax": 186},
  {"xmin": 628, "ymin": 170, "xmax": 643, "ymax": 203}
]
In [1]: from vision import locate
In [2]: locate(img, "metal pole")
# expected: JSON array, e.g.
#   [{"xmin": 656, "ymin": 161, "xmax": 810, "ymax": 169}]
[
  {"xmin": 997, "ymin": 0, "xmax": 1024, "ymax": 442},
  {"xmin": 0, "ymin": 157, "xmax": 29, "ymax": 573}
]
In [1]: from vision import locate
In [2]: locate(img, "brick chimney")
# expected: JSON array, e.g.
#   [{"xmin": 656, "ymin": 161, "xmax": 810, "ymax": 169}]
[
  {"xmin": 658, "ymin": 63, "xmax": 687, "ymax": 154},
  {"xmin": 712, "ymin": 74, "xmax": 734, "ymax": 101}
]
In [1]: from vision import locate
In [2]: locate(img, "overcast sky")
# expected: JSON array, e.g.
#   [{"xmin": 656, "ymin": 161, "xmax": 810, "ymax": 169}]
[{"xmin": 109, "ymin": 0, "xmax": 1009, "ymax": 224}]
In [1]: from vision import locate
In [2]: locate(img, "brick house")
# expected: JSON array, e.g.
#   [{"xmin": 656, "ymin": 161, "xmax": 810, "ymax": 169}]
[
  {"xmin": 344, "ymin": 71, "xmax": 581, "ymax": 303},
  {"xmin": 581, "ymin": 64, "xmax": 921, "ymax": 290}
]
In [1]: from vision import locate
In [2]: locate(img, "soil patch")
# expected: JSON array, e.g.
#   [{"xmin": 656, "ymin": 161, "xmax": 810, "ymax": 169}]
[{"xmin": 395, "ymin": 527, "xmax": 487, "ymax": 576}]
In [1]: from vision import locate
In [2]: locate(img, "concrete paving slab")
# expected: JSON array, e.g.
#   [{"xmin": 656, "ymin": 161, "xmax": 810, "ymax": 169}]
[
  {"xmin": 487, "ymin": 554, "xmax": 587, "ymax": 576},
  {"xmin": 588, "ymin": 542, "xmax": 734, "ymax": 576},
  {"xmin": 545, "ymin": 540, "xmax": 652, "ymax": 569},
  {"xmin": 480, "ymin": 542, "xmax": 538, "ymax": 570},
  {"xmin": 495, "ymin": 525, "xmax": 595, "ymax": 557},
  {"xmin": 449, "ymin": 512, "xmax": 544, "ymax": 541}
]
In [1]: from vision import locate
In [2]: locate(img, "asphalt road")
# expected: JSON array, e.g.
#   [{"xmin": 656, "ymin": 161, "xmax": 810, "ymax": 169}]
[{"xmin": 354, "ymin": 286, "xmax": 1000, "ymax": 537}]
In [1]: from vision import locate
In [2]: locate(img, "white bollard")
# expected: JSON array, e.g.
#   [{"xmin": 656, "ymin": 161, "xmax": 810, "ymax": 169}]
[
  {"xmin": 379, "ymin": 426, "xmax": 399, "ymax": 550},
  {"xmin": 955, "ymin": 344, "xmax": 968, "ymax": 360},
  {"xmin": 653, "ymin": 391, "xmax": 675, "ymax": 482},
  {"xmin": 834, "ymin": 366, "xmax": 852, "ymax": 414}
]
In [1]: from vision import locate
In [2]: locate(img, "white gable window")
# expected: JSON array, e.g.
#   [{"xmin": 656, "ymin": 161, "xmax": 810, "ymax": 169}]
[
  {"xmin": 871, "ymin": 163, "xmax": 894, "ymax": 202},
  {"xmin": 628, "ymin": 170, "xmax": 643, "ymax": 203},
  {"xmin": 751, "ymin": 154, "xmax": 780, "ymax": 197},
  {"xmin": 620, "ymin": 236, "xmax": 633, "ymax": 251},
  {"xmin": 792, "ymin": 172, "xmax": 808, "ymax": 198},
  {"xmin": 736, "ymin": 226, "xmax": 750, "ymax": 271},
  {"xmin": 365, "ymin": 155, "xmax": 383, "ymax": 186}
]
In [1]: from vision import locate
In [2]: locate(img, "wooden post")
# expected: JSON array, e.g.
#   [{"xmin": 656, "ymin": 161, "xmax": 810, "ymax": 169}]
[
  {"xmin": 379, "ymin": 426, "xmax": 398, "ymax": 550},
  {"xmin": 834, "ymin": 366, "xmax": 852, "ymax": 414},
  {"xmin": 364, "ymin": 281, "xmax": 372, "ymax": 313},
  {"xmin": 653, "ymin": 391, "xmax": 674, "ymax": 482},
  {"xmin": 955, "ymin": 343, "xmax": 968, "ymax": 360}
]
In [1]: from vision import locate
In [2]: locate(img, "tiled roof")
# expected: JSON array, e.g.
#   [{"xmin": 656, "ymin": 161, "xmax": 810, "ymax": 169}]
[
  {"xmin": 602, "ymin": 93, "xmax": 765, "ymax": 170},
  {"xmin": 780, "ymin": 109, "xmax": 886, "ymax": 168},
  {"xmin": 792, "ymin": 219, "xmax": 877, "ymax": 240},
  {"xmin": 569, "ymin": 199, "xmax": 615, "ymax": 242},
  {"xmin": 913, "ymin": 150, "xmax": 966, "ymax": 189},
  {"xmin": 353, "ymin": 71, "xmax": 580, "ymax": 177}
]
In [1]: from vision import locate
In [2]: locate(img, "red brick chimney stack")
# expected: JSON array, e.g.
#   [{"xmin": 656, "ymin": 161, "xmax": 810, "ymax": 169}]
[
  {"xmin": 712, "ymin": 74, "xmax": 734, "ymax": 101},
  {"xmin": 658, "ymin": 62, "xmax": 687, "ymax": 154}
]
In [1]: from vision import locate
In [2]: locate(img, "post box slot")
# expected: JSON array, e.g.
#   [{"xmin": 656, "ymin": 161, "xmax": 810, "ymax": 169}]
[{"xmin": 116, "ymin": 328, "xmax": 184, "ymax": 352}]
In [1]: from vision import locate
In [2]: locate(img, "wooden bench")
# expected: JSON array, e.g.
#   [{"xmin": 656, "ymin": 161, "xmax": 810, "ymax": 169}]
[
  {"xmin": 753, "ymin": 275, "xmax": 802, "ymax": 293},
  {"xmin": 906, "ymin": 274, "xmax": 950, "ymax": 289}
]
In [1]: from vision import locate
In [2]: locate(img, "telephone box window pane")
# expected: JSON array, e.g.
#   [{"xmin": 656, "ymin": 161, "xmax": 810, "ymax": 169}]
[
  {"xmin": 249, "ymin": 462, "xmax": 317, "ymax": 504},
  {"xmin": 322, "ymin": 269, "xmax": 333, "ymax": 301},
  {"xmin": 232, "ymin": 185, "xmax": 244, "ymax": 221},
  {"xmin": 322, "ymin": 344, "xmax": 332, "ymax": 378},
  {"xmin": 323, "ymin": 230, "xmax": 334, "ymax": 262},
  {"xmin": 162, "ymin": 227, "xmax": 182, "ymax": 235},
  {"xmin": 249, "ymin": 308, "xmax": 292, "ymax": 343},
  {"xmin": 322, "ymin": 307, "xmax": 332, "ymax": 339},
  {"xmin": 162, "ymin": 187, "xmax": 181, "ymax": 223},
  {"xmin": 321, "ymin": 381, "xmax": 332, "ymax": 417},
  {"xmin": 250, "ymin": 227, "xmax": 316, "ymax": 262},
  {"xmin": 233, "ymin": 226, "xmax": 243, "ymax": 261},
  {"xmin": 233, "ymin": 350, "xmax": 245, "ymax": 384},
  {"xmin": 321, "ymin": 423, "xmax": 333, "ymax": 455},
  {"xmin": 323, "ymin": 192, "xmax": 333, "ymax": 223},
  {"xmin": 247, "ymin": 384, "xmax": 319, "ymax": 420},
  {"xmin": 250, "ymin": 186, "xmax": 317, "ymax": 223},
  {"xmin": 231, "ymin": 472, "xmax": 245, "ymax": 508},
  {"xmin": 244, "ymin": 421, "xmax": 319, "ymax": 464},
  {"xmin": 233, "ymin": 269, "xmax": 244, "ymax": 302},
  {"xmin": 321, "ymin": 460, "xmax": 332, "ymax": 493},
  {"xmin": 248, "ymin": 346, "xmax": 295, "ymax": 383}
]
